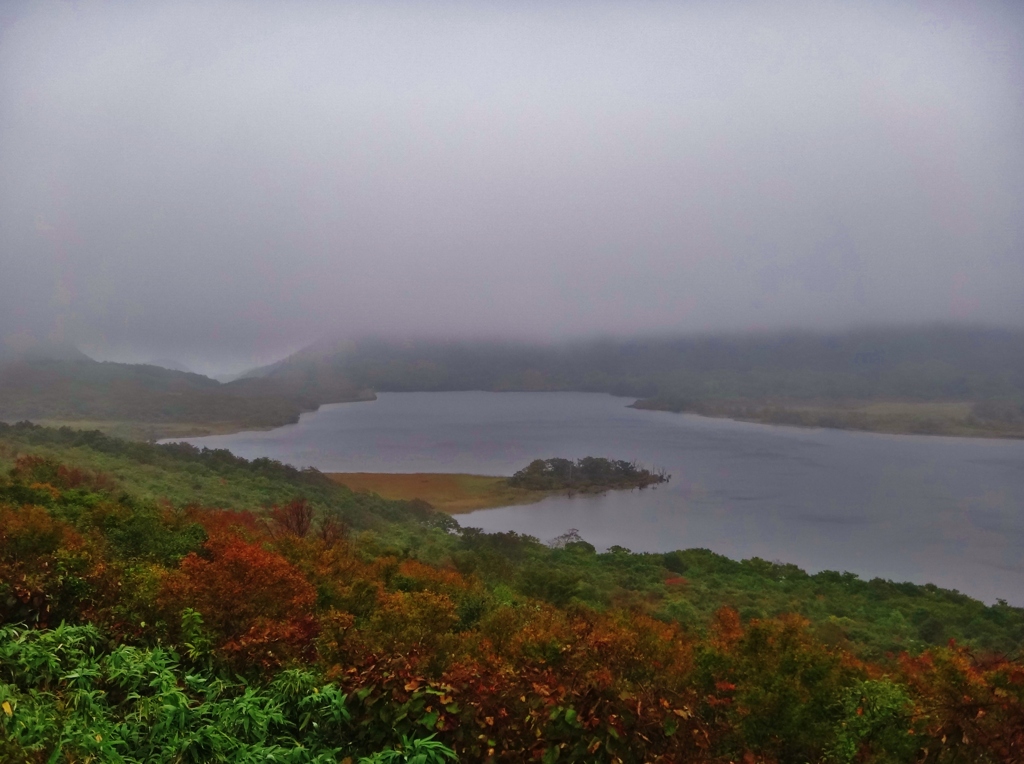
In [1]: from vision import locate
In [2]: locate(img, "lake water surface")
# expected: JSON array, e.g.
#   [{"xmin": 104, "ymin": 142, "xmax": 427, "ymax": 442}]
[{"xmin": 172, "ymin": 392, "xmax": 1024, "ymax": 604}]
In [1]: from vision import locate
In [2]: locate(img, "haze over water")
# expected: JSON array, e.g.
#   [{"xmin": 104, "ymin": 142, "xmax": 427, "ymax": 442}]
[{"xmin": 172, "ymin": 392, "xmax": 1024, "ymax": 605}]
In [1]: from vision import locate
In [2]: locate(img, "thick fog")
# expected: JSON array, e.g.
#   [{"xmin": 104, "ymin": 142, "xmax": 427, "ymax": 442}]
[{"xmin": 1, "ymin": 1, "xmax": 1022, "ymax": 374}]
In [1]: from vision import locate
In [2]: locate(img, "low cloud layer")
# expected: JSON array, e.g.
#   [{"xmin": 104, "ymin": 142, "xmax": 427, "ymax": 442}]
[{"xmin": 2, "ymin": 1, "xmax": 1022, "ymax": 374}]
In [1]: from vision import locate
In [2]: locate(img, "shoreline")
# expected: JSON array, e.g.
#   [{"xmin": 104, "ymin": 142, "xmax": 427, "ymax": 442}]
[
  {"xmin": 629, "ymin": 398, "xmax": 1024, "ymax": 440},
  {"xmin": 22, "ymin": 392, "xmax": 1024, "ymax": 442},
  {"xmin": 27, "ymin": 391, "xmax": 379, "ymax": 443}
]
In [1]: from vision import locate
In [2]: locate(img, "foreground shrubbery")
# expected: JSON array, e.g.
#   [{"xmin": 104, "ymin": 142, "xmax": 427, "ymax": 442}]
[{"xmin": 1, "ymin": 433, "xmax": 1024, "ymax": 761}]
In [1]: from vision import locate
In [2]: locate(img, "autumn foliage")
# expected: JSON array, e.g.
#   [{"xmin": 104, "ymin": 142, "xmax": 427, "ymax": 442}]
[
  {"xmin": 2, "ymin": 453, "xmax": 1024, "ymax": 762},
  {"xmin": 159, "ymin": 533, "xmax": 319, "ymax": 670}
]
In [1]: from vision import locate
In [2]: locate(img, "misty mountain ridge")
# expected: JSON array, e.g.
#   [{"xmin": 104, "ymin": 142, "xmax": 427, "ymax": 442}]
[
  {"xmin": 145, "ymin": 358, "xmax": 196, "ymax": 374},
  {"xmin": 233, "ymin": 325, "xmax": 1024, "ymax": 438},
  {"xmin": 3, "ymin": 325, "xmax": 1022, "ymax": 440},
  {"xmin": 0, "ymin": 337, "xmax": 93, "ymax": 364},
  {"xmin": 246, "ymin": 325, "xmax": 1024, "ymax": 400},
  {"xmin": 0, "ymin": 351, "xmax": 348, "ymax": 440}
]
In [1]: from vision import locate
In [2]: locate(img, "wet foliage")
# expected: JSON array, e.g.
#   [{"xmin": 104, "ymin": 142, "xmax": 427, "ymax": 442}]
[{"xmin": 2, "ymin": 428, "xmax": 1023, "ymax": 762}]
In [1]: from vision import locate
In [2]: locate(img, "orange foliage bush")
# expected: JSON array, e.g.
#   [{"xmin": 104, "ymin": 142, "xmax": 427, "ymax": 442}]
[
  {"xmin": 711, "ymin": 606, "xmax": 744, "ymax": 647},
  {"xmin": 395, "ymin": 558, "xmax": 472, "ymax": 595},
  {"xmin": 331, "ymin": 607, "xmax": 707, "ymax": 762},
  {"xmin": 0, "ymin": 503, "xmax": 74, "ymax": 562},
  {"xmin": 367, "ymin": 589, "xmax": 460, "ymax": 657},
  {"xmin": 898, "ymin": 644, "xmax": 1024, "ymax": 760},
  {"xmin": 184, "ymin": 505, "xmax": 266, "ymax": 539},
  {"xmin": 10, "ymin": 454, "xmax": 117, "ymax": 493},
  {"xmin": 0, "ymin": 503, "xmax": 113, "ymax": 627}
]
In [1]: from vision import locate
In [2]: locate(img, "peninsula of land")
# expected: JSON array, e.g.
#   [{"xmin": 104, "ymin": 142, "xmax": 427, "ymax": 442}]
[{"xmin": 329, "ymin": 457, "xmax": 670, "ymax": 513}]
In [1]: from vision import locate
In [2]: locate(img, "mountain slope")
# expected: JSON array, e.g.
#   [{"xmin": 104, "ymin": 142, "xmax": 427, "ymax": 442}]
[
  {"xmin": 0, "ymin": 351, "xmax": 371, "ymax": 440},
  {"xmin": 242, "ymin": 326, "xmax": 1024, "ymax": 437}
]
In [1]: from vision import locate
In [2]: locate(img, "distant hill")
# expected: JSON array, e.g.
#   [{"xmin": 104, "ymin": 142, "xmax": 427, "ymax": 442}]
[
  {"xmin": 0, "ymin": 338, "xmax": 92, "ymax": 364},
  {"xmin": 145, "ymin": 358, "xmax": 195, "ymax": 374},
  {"xmin": 5, "ymin": 326, "xmax": 1022, "ymax": 440},
  {"xmin": 244, "ymin": 326, "xmax": 1024, "ymax": 437},
  {"xmin": 248, "ymin": 325, "xmax": 1024, "ymax": 399},
  {"xmin": 0, "ymin": 352, "xmax": 372, "ymax": 440}
]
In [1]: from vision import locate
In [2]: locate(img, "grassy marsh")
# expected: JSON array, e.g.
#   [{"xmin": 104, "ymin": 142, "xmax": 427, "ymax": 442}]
[
  {"xmin": 327, "ymin": 472, "xmax": 551, "ymax": 513},
  {"xmin": 632, "ymin": 398, "xmax": 1024, "ymax": 438}
]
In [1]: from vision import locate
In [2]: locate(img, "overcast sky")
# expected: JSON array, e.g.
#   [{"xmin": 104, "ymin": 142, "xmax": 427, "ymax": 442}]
[{"xmin": 1, "ymin": 0, "xmax": 1022, "ymax": 375}]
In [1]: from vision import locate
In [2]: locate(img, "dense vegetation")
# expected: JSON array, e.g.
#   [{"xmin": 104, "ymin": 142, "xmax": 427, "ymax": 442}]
[
  {"xmin": 2, "ymin": 422, "xmax": 1023, "ymax": 761},
  {"xmin": 507, "ymin": 457, "xmax": 668, "ymax": 492}
]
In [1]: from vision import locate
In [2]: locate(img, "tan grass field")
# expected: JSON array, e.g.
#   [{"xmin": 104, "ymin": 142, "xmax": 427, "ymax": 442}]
[
  {"xmin": 636, "ymin": 398, "xmax": 1023, "ymax": 438},
  {"xmin": 326, "ymin": 472, "xmax": 551, "ymax": 513},
  {"xmin": 768, "ymin": 400, "xmax": 1020, "ymax": 437}
]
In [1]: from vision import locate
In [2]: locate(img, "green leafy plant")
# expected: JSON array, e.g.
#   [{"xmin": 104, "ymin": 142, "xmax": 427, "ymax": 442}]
[{"xmin": 359, "ymin": 734, "xmax": 457, "ymax": 764}]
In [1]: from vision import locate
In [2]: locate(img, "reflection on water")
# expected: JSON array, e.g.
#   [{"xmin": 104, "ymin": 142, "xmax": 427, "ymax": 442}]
[{"xmin": 171, "ymin": 391, "xmax": 1024, "ymax": 604}]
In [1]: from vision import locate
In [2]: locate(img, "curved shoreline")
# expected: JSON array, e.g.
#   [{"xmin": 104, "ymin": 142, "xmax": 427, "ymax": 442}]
[
  {"xmin": 629, "ymin": 397, "xmax": 1024, "ymax": 439},
  {"xmin": 37, "ymin": 391, "xmax": 1024, "ymax": 442}
]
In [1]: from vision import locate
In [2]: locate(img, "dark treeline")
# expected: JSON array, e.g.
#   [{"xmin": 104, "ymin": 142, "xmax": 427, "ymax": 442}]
[
  {"xmin": 507, "ymin": 457, "xmax": 669, "ymax": 492},
  {"xmin": 259, "ymin": 325, "xmax": 1024, "ymax": 403}
]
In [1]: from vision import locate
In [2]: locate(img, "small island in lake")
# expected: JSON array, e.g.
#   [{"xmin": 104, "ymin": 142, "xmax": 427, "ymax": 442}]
[
  {"xmin": 328, "ymin": 456, "xmax": 669, "ymax": 514},
  {"xmin": 507, "ymin": 456, "xmax": 669, "ymax": 492}
]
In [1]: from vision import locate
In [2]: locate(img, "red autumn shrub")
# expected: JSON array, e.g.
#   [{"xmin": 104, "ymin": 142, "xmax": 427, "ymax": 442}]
[
  {"xmin": 270, "ymin": 498, "xmax": 314, "ymax": 537},
  {"xmin": 184, "ymin": 506, "xmax": 265, "ymax": 540},
  {"xmin": 160, "ymin": 532, "xmax": 318, "ymax": 670}
]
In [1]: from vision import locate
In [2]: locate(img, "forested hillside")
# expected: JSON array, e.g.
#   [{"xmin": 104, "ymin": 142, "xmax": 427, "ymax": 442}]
[
  {"xmin": 0, "ymin": 355, "xmax": 373, "ymax": 440},
  {"xmin": 247, "ymin": 326, "xmax": 1024, "ymax": 437},
  {"xmin": 2, "ymin": 422, "xmax": 1023, "ymax": 761},
  {"xmin": 4, "ymin": 327, "xmax": 1023, "ymax": 441}
]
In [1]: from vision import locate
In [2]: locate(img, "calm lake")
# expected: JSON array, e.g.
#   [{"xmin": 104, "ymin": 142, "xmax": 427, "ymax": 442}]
[{"xmin": 171, "ymin": 391, "xmax": 1024, "ymax": 605}]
